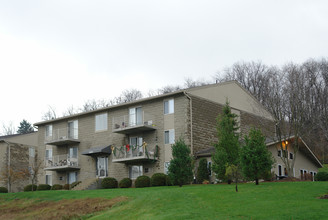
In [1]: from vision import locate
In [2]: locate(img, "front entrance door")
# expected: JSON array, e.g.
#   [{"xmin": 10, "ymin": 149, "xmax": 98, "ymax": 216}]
[
  {"xmin": 97, "ymin": 157, "xmax": 108, "ymax": 178},
  {"xmin": 68, "ymin": 172, "xmax": 77, "ymax": 184}
]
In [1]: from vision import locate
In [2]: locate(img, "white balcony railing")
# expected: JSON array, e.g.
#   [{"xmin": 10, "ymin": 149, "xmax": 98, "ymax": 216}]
[
  {"xmin": 112, "ymin": 112, "xmax": 155, "ymax": 132},
  {"xmin": 112, "ymin": 144, "xmax": 158, "ymax": 162},
  {"xmin": 45, "ymin": 127, "xmax": 79, "ymax": 144},
  {"xmin": 45, "ymin": 154, "xmax": 79, "ymax": 169}
]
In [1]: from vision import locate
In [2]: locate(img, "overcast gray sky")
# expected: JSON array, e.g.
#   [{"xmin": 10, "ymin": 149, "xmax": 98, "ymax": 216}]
[{"xmin": 1, "ymin": 0, "xmax": 328, "ymax": 134}]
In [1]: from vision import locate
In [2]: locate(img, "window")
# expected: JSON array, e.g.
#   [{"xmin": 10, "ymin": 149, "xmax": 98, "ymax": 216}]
[
  {"xmin": 289, "ymin": 152, "xmax": 294, "ymax": 160},
  {"xmin": 164, "ymin": 129, "xmax": 175, "ymax": 144},
  {"xmin": 46, "ymin": 174, "xmax": 52, "ymax": 186},
  {"xmin": 45, "ymin": 125, "xmax": 52, "ymax": 137},
  {"xmin": 164, "ymin": 99, "xmax": 174, "ymax": 114},
  {"xmin": 68, "ymin": 172, "xmax": 77, "ymax": 184},
  {"xmin": 69, "ymin": 147, "xmax": 78, "ymax": 159},
  {"xmin": 208, "ymin": 161, "xmax": 212, "ymax": 176},
  {"xmin": 164, "ymin": 162, "xmax": 170, "ymax": 175},
  {"xmin": 28, "ymin": 166, "xmax": 34, "ymax": 175},
  {"xmin": 129, "ymin": 165, "xmax": 143, "ymax": 179},
  {"xmin": 282, "ymin": 150, "xmax": 288, "ymax": 158},
  {"xmin": 277, "ymin": 150, "xmax": 282, "ymax": 157},
  {"xmin": 68, "ymin": 120, "xmax": 78, "ymax": 139},
  {"xmin": 46, "ymin": 149, "xmax": 53, "ymax": 160},
  {"xmin": 95, "ymin": 113, "xmax": 108, "ymax": 131},
  {"xmin": 29, "ymin": 147, "xmax": 35, "ymax": 157},
  {"xmin": 129, "ymin": 107, "xmax": 143, "ymax": 126},
  {"xmin": 278, "ymin": 164, "xmax": 282, "ymax": 176}
]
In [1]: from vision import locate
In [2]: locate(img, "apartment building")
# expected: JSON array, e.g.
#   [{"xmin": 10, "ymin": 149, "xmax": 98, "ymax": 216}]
[
  {"xmin": 33, "ymin": 81, "xmax": 321, "ymax": 187},
  {"xmin": 0, "ymin": 132, "xmax": 39, "ymax": 192}
]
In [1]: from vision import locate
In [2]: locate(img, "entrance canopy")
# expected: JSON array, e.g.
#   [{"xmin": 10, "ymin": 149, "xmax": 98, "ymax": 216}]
[{"xmin": 82, "ymin": 145, "xmax": 112, "ymax": 156}]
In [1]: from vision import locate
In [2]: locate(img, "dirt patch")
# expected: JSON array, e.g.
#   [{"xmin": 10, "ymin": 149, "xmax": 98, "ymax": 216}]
[
  {"xmin": 319, "ymin": 194, "xmax": 328, "ymax": 199},
  {"xmin": 0, "ymin": 196, "xmax": 128, "ymax": 220}
]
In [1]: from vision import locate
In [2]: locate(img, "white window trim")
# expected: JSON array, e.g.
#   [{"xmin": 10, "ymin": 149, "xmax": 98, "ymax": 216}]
[
  {"xmin": 164, "ymin": 129, "xmax": 175, "ymax": 144},
  {"xmin": 95, "ymin": 113, "xmax": 108, "ymax": 132},
  {"xmin": 278, "ymin": 164, "xmax": 283, "ymax": 176},
  {"xmin": 164, "ymin": 162, "xmax": 170, "ymax": 175},
  {"xmin": 207, "ymin": 161, "xmax": 212, "ymax": 176},
  {"xmin": 289, "ymin": 152, "xmax": 294, "ymax": 160},
  {"xmin": 29, "ymin": 147, "xmax": 35, "ymax": 157},
  {"xmin": 164, "ymin": 99, "xmax": 174, "ymax": 115},
  {"xmin": 129, "ymin": 165, "xmax": 143, "ymax": 180},
  {"xmin": 46, "ymin": 174, "xmax": 52, "ymax": 186},
  {"xmin": 45, "ymin": 124, "xmax": 53, "ymax": 137},
  {"xmin": 68, "ymin": 120, "xmax": 78, "ymax": 139}
]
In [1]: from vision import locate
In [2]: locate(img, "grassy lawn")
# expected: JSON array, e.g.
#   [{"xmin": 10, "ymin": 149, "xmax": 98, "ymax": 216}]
[{"xmin": 1, "ymin": 182, "xmax": 327, "ymax": 219}]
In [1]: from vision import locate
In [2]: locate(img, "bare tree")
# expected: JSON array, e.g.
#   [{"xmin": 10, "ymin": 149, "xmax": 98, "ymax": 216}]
[
  {"xmin": 0, "ymin": 164, "xmax": 29, "ymax": 192},
  {"xmin": 120, "ymin": 89, "xmax": 143, "ymax": 103},
  {"xmin": 184, "ymin": 77, "xmax": 210, "ymax": 88},
  {"xmin": 1, "ymin": 121, "xmax": 16, "ymax": 135},
  {"xmin": 42, "ymin": 106, "xmax": 57, "ymax": 120},
  {"xmin": 28, "ymin": 153, "xmax": 43, "ymax": 190},
  {"xmin": 62, "ymin": 105, "xmax": 76, "ymax": 117}
]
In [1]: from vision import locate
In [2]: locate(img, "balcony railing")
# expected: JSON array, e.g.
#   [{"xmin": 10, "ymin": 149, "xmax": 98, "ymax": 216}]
[
  {"xmin": 112, "ymin": 144, "xmax": 158, "ymax": 163},
  {"xmin": 45, "ymin": 127, "xmax": 80, "ymax": 145},
  {"xmin": 44, "ymin": 154, "xmax": 80, "ymax": 171},
  {"xmin": 112, "ymin": 112, "xmax": 156, "ymax": 134}
]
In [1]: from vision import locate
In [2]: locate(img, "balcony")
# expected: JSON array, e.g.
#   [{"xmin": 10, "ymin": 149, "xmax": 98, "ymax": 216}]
[
  {"xmin": 44, "ymin": 154, "xmax": 80, "ymax": 171},
  {"xmin": 45, "ymin": 127, "xmax": 80, "ymax": 145},
  {"xmin": 112, "ymin": 144, "xmax": 158, "ymax": 163},
  {"xmin": 112, "ymin": 112, "xmax": 156, "ymax": 134}
]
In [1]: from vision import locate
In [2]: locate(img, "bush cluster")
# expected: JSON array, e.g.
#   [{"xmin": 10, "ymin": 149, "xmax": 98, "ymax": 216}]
[
  {"xmin": 24, "ymin": 184, "xmax": 37, "ymax": 192},
  {"xmin": 37, "ymin": 184, "xmax": 51, "ymax": 191},
  {"xmin": 0, "ymin": 187, "xmax": 8, "ymax": 193},
  {"xmin": 135, "ymin": 175, "xmax": 151, "ymax": 188},
  {"xmin": 101, "ymin": 177, "xmax": 118, "ymax": 189},
  {"xmin": 315, "ymin": 172, "xmax": 328, "ymax": 181},
  {"xmin": 196, "ymin": 158, "xmax": 209, "ymax": 184},
  {"xmin": 51, "ymin": 184, "xmax": 63, "ymax": 190},
  {"xmin": 119, "ymin": 178, "xmax": 132, "ymax": 188},
  {"xmin": 151, "ymin": 173, "xmax": 167, "ymax": 186},
  {"xmin": 63, "ymin": 184, "xmax": 70, "ymax": 190}
]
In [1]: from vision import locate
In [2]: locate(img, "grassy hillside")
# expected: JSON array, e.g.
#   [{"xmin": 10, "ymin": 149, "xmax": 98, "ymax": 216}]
[{"xmin": 0, "ymin": 182, "xmax": 327, "ymax": 219}]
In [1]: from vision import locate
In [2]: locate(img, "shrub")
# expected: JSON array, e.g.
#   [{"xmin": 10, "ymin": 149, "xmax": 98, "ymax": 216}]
[
  {"xmin": 166, "ymin": 174, "xmax": 173, "ymax": 186},
  {"xmin": 196, "ymin": 158, "xmax": 209, "ymax": 184},
  {"xmin": 135, "ymin": 175, "xmax": 151, "ymax": 188},
  {"xmin": 24, "ymin": 184, "xmax": 37, "ymax": 192},
  {"xmin": 51, "ymin": 184, "xmax": 63, "ymax": 190},
  {"xmin": 315, "ymin": 172, "xmax": 328, "ymax": 181},
  {"xmin": 70, "ymin": 181, "xmax": 81, "ymax": 189},
  {"xmin": 151, "ymin": 173, "xmax": 167, "ymax": 186},
  {"xmin": 101, "ymin": 177, "xmax": 118, "ymax": 189},
  {"xmin": 63, "ymin": 184, "xmax": 70, "ymax": 190},
  {"xmin": 37, "ymin": 184, "xmax": 51, "ymax": 191},
  {"xmin": 119, "ymin": 178, "xmax": 132, "ymax": 188},
  {"xmin": 0, "ymin": 187, "xmax": 8, "ymax": 193}
]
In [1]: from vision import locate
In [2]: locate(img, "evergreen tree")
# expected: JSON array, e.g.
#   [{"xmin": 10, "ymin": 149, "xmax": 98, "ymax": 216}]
[
  {"xmin": 196, "ymin": 158, "xmax": 209, "ymax": 183},
  {"xmin": 168, "ymin": 138, "xmax": 193, "ymax": 187},
  {"xmin": 212, "ymin": 101, "xmax": 240, "ymax": 181},
  {"xmin": 17, "ymin": 119, "xmax": 34, "ymax": 134},
  {"xmin": 240, "ymin": 128, "xmax": 274, "ymax": 185}
]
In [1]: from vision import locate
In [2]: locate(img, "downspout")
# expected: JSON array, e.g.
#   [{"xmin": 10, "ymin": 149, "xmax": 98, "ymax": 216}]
[
  {"xmin": 184, "ymin": 92, "xmax": 193, "ymax": 155},
  {"xmin": 3, "ymin": 140, "xmax": 11, "ymax": 192}
]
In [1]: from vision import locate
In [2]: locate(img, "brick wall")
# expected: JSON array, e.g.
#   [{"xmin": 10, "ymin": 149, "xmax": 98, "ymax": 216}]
[{"xmin": 190, "ymin": 94, "xmax": 276, "ymax": 154}]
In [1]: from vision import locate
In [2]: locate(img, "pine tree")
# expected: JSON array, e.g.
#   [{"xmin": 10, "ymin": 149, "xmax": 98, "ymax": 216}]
[
  {"xmin": 17, "ymin": 119, "xmax": 34, "ymax": 134},
  {"xmin": 212, "ymin": 101, "xmax": 240, "ymax": 181},
  {"xmin": 196, "ymin": 158, "xmax": 209, "ymax": 183},
  {"xmin": 240, "ymin": 128, "xmax": 274, "ymax": 185},
  {"xmin": 168, "ymin": 138, "xmax": 193, "ymax": 187}
]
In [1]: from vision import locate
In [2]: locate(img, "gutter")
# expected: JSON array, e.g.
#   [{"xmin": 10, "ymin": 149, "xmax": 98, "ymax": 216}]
[{"xmin": 184, "ymin": 92, "xmax": 193, "ymax": 155}]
